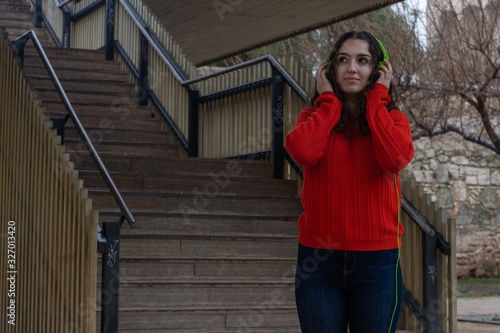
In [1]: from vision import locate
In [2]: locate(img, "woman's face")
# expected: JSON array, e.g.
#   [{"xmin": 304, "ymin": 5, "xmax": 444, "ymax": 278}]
[{"xmin": 334, "ymin": 39, "xmax": 374, "ymax": 97}]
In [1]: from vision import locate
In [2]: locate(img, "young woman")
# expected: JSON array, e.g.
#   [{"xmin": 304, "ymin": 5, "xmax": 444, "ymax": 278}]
[{"xmin": 285, "ymin": 31, "xmax": 415, "ymax": 333}]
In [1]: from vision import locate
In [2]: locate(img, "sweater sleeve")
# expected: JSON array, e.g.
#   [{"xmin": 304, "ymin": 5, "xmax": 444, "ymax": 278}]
[
  {"xmin": 285, "ymin": 91, "xmax": 342, "ymax": 166},
  {"xmin": 365, "ymin": 83, "xmax": 415, "ymax": 173}
]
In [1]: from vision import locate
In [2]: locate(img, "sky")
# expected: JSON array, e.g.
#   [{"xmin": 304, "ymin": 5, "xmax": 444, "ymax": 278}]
[{"xmin": 394, "ymin": 0, "xmax": 428, "ymax": 47}]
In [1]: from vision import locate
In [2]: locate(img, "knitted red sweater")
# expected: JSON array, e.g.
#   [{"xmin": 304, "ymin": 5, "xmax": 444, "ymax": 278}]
[{"xmin": 285, "ymin": 83, "xmax": 414, "ymax": 251}]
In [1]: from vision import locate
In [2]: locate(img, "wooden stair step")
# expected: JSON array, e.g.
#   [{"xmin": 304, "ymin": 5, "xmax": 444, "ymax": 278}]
[
  {"xmin": 23, "ymin": 63, "xmax": 125, "ymax": 79},
  {"xmin": 24, "ymin": 53, "xmax": 122, "ymax": 71},
  {"xmin": 39, "ymin": 94, "xmax": 137, "ymax": 108},
  {"xmin": 1, "ymin": 25, "xmax": 44, "ymax": 36},
  {"xmin": 71, "ymin": 154, "xmax": 274, "ymax": 179},
  {"xmin": 0, "ymin": 17, "xmax": 36, "ymax": 30},
  {"xmin": 97, "ymin": 282, "xmax": 295, "ymax": 308},
  {"xmin": 88, "ymin": 190, "xmax": 303, "ymax": 216},
  {"xmin": 24, "ymin": 45, "xmax": 106, "ymax": 60},
  {"xmin": 63, "ymin": 127, "xmax": 173, "ymax": 145},
  {"xmin": 42, "ymin": 103, "xmax": 153, "ymax": 118},
  {"xmin": 25, "ymin": 66, "xmax": 129, "ymax": 81},
  {"xmin": 38, "ymin": 90, "xmax": 136, "ymax": 105},
  {"xmin": 118, "ymin": 215, "xmax": 298, "ymax": 237},
  {"xmin": 99, "ymin": 210, "xmax": 298, "ymax": 230},
  {"xmin": 81, "ymin": 171, "xmax": 298, "ymax": 198},
  {"xmin": 95, "ymin": 308, "xmax": 299, "ymax": 332},
  {"xmin": 98, "ymin": 257, "xmax": 296, "ymax": 280},
  {"xmin": 97, "ymin": 276, "xmax": 295, "ymax": 285},
  {"xmin": 66, "ymin": 142, "xmax": 177, "ymax": 156},
  {"xmin": 0, "ymin": 10, "xmax": 33, "ymax": 21},
  {"xmin": 58, "ymin": 115, "xmax": 162, "ymax": 131},
  {"xmin": 5, "ymin": 30, "xmax": 52, "ymax": 45},
  {"xmin": 116, "ymin": 237, "xmax": 297, "ymax": 259},
  {"xmin": 2, "ymin": 26, "xmax": 51, "ymax": 38},
  {"xmin": 29, "ymin": 77, "xmax": 136, "ymax": 95},
  {"xmin": 0, "ymin": 1, "xmax": 31, "ymax": 9}
]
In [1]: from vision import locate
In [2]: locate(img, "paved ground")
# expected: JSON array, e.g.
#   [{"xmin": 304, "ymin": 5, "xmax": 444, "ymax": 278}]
[
  {"xmin": 396, "ymin": 296, "xmax": 500, "ymax": 332},
  {"xmin": 456, "ymin": 296, "xmax": 500, "ymax": 332}
]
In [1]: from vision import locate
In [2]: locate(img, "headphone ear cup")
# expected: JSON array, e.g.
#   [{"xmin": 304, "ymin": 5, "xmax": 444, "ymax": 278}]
[{"xmin": 325, "ymin": 57, "xmax": 332, "ymax": 71}]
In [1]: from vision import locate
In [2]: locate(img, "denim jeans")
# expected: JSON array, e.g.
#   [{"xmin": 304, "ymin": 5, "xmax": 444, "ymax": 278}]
[{"xmin": 295, "ymin": 243, "xmax": 403, "ymax": 333}]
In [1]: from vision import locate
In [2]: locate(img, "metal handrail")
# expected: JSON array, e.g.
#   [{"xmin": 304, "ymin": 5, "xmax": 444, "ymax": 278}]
[
  {"xmin": 119, "ymin": 0, "xmax": 309, "ymax": 103},
  {"xmin": 13, "ymin": 30, "xmax": 136, "ymax": 227},
  {"xmin": 183, "ymin": 55, "xmax": 309, "ymax": 103}
]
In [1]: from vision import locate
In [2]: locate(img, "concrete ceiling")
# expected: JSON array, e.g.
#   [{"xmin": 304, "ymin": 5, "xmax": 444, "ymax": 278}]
[{"xmin": 141, "ymin": 0, "xmax": 402, "ymax": 66}]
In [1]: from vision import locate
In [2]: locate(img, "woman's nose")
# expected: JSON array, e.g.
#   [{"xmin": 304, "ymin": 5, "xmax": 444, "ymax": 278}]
[{"xmin": 348, "ymin": 60, "xmax": 357, "ymax": 72}]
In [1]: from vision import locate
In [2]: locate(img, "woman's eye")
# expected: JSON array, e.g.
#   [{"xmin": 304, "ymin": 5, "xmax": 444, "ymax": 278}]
[
  {"xmin": 338, "ymin": 57, "xmax": 348, "ymax": 63},
  {"xmin": 359, "ymin": 58, "xmax": 369, "ymax": 63}
]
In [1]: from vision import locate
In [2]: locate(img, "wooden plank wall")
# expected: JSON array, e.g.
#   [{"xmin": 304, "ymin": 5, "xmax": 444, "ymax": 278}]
[
  {"xmin": 195, "ymin": 56, "xmax": 313, "ymax": 163},
  {"xmin": 41, "ymin": 0, "xmax": 63, "ymax": 42},
  {"xmin": 0, "ymin": 29, "xmax": 98, "ymax": 333},
  {"xmin": 71, "ymin": 5, "xmax": 106, "ymax": 50}
]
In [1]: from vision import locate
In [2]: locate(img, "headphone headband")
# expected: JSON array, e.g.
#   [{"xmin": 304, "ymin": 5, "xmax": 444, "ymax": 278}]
[
  {"xmin": 374, "ymin": 36, "xmax": 389, "ymax": 67},
  {"xmin": 325, "ymin": 34, "xmax": 389, "ymax": 71}
]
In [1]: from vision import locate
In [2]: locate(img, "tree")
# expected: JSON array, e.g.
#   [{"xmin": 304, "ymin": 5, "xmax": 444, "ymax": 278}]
[{"xmin": 398, "ymin": 0, "xmax": 500, "ymax": 154}]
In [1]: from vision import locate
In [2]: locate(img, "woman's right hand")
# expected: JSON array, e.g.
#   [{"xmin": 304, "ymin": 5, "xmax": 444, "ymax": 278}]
[{"xmin": 316, "ymin": 62, "xmax": 334, "ymax": 95}]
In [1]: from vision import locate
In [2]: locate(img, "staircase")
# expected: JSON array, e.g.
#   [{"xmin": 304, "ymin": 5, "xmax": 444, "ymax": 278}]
[{"xmin": 1, "ymin": 3, "xmax": 304, "ymax": 332}]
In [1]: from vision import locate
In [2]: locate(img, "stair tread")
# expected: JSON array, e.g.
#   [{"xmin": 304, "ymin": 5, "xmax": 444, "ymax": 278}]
[
  {"xmin": 25, "ymin": 69, "xmax": 129, "ymax": 82},
  {"xmin": 101, "ymin": 277, "xmax": 294, "ymax": 285},
  {"xmin": 101, "ymin": 304, "xmax": 297, "ymax": 313},
  {"xmin": 24, "ymin": 54, "xmax": 123, "ymax": 68},
  {"xmin": 102, "ymin": 256, "xmax": 296, "ymax": 262},
  {"xmin": 24, "ymin": 62, "xmax": 125, "ymax": 74},
  {"xmin": 98, "ymin": 208, "xmax": 298, "ymax": 218},
  {"xmin": 114, "ymin": 254, "xmax": 295, "ymax": 261}
]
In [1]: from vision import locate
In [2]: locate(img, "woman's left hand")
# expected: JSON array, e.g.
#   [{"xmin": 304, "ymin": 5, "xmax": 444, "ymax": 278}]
[{"xmin": 376, "ymin": 60, "xmax": 393, "ymax": 89}]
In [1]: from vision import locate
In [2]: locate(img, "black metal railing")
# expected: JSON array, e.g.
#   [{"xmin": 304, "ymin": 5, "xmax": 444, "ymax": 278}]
[
  {"xmin": 12, "ymin": 29, "xmax": 134, "ymax": 333},
  {"xmin": 30, "ymin": 0, "xmax": 453, "ymax": 332}
]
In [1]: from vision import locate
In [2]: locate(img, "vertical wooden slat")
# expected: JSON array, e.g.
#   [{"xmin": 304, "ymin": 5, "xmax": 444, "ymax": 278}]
[
  {"xmin": 448, "ymin": 218, "xmax": 457, "ymax": 333},
  {"xmin": 437, "ymin": 205, "xmax": 448, "ymax": 332}
]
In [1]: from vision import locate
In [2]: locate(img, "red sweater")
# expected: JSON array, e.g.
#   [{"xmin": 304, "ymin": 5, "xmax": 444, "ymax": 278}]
[{"xmin": 285, "ymin": 83, "xmax": 414, "ymax": 251}]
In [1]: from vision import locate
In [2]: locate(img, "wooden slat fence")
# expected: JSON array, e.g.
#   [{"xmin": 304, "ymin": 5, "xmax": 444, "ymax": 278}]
[
  {"xmin": 40, "ymin": 0, "xmax": 64, "ymax": 43},
  {"xmin": 400, "ymin": 170, "xmax": 457, "ymax": 333},
  {"xmin": 0, "ymin": 28, "xmax": 98, "ymax": 333}
]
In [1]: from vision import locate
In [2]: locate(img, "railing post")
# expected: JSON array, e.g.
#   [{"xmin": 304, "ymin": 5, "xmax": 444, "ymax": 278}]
[
  {"xmin": 138, "ymin": 32, "xmax": 148, "ymax": 106},
  {"xmin": 422, "ymin": 232, "xmax": 442, "ymax": 333},
  {"xmin": 62, "ymin": 6, "xmax": 71, "ymax": 47},
  {"xmin": 105, "ymin": 0, "xmax": 115, "ymax": 60},
  {"xmin": 100, "ymin": 221, "xmax": 121, "ymax": 333},
  {"xmin": 271, "ymin": 66, "xmax": 284, "ymax": 179},
  {"xmin": 34, "ymin": 0, "xmax": 43, "ymax": 28},
  {"xmin": 12, "ymin": 38, "xmax": 27, "ymax": 67},
  {"xmin": 187, "ymin": 86, "xmax": 199, "ymax": 157}
]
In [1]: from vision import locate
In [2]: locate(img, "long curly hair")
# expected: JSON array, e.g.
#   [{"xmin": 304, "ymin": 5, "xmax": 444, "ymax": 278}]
[{"xmin": 309, "ymin": 31, "xmax": 399, "ymax": 140}]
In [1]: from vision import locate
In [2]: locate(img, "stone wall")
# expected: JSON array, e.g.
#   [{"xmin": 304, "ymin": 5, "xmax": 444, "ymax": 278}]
[{"xmin": 407, "ymin": 132, "xmax": 500, "ymax": 278}]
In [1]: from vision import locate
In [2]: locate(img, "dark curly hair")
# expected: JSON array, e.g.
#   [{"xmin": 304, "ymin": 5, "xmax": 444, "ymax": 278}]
[{"xmin": 309, "ymin": 31, "xmax": 399, "ymax": 140}]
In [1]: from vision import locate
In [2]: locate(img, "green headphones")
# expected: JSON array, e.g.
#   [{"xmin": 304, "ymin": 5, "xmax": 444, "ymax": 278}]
[
  {"xmin": 374, "ymin": 36, "xmax": 389, "ymax": 67},
  {"xmin": 325, "ymin": 35, "xmax": 388, "ymax": 71}
]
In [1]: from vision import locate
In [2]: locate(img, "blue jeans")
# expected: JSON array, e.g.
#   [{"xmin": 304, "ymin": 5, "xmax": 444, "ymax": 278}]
[{"xmin": 295, "ymin": 244, "xmax": 403, "ymax": 333}]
